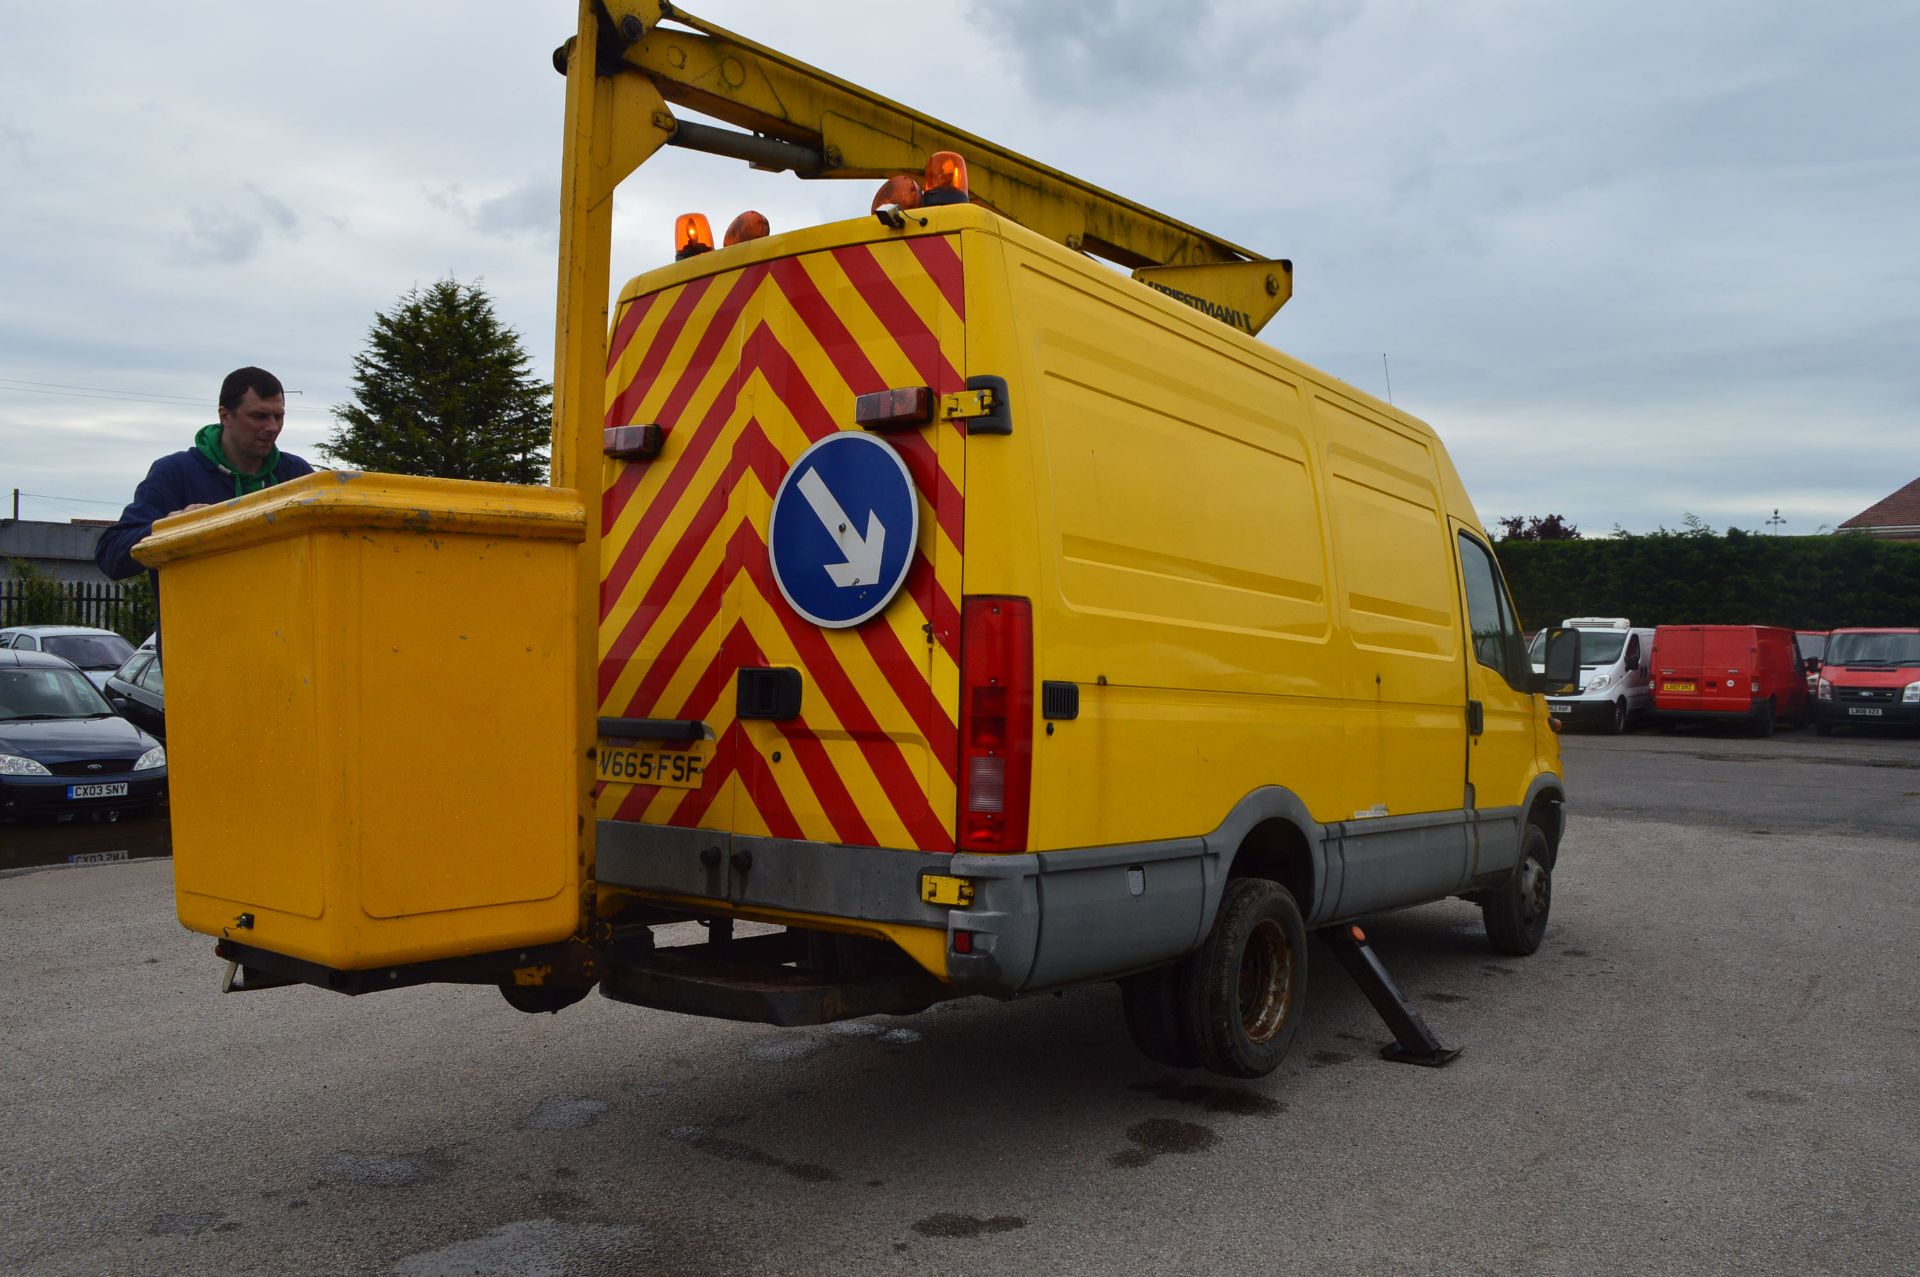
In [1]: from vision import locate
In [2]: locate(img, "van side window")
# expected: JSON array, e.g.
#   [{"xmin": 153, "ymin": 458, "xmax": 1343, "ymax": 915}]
[
  {"xmin": 1626, "ymin": 634, "xmax": 1641, "ymax": 671},
  {"xmin": 1458, "ymin": 534, "xmax": 1528, "ymax": 690}
]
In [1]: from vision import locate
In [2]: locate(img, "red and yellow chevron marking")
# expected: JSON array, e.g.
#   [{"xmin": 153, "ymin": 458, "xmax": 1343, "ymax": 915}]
[{"xmin": 596, "ymin": 235, "xmax": 968, "ymax": 852}]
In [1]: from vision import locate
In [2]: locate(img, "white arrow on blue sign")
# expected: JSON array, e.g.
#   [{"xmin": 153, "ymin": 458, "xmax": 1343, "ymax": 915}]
[{"xmin": 767, "ymin": 432, "xmax": 920, "ymax": 629}]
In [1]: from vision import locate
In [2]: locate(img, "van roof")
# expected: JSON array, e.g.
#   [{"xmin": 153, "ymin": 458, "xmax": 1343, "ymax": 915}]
[{"xmin": 613, "ymin": 203, "xmax": 1443, "ymax": 443}]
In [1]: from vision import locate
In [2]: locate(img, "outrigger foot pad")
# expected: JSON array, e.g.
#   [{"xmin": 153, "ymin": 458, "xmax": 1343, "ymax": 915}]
[{"xmin": 1318, "ymin": 925, "xmax": 1462, "ymax": 1068}]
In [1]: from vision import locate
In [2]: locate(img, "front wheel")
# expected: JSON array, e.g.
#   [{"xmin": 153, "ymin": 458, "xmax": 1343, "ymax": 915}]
[
  {"xmin": 1483, "ymin": 824, "xmax": 1552, "ymax": 955},
  {"xmin": 1607, "ymin": 698, "xmax": 1628, "ymax": 734},
  {"xmin": 1178, "ymin": 879, "xmax": 1307, "ymax": 1078}
]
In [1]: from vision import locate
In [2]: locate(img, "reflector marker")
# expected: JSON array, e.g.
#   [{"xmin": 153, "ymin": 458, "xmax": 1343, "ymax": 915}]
[{"xmin": 855, "ymin": 386, "xmax": 935, "ymax": 430}]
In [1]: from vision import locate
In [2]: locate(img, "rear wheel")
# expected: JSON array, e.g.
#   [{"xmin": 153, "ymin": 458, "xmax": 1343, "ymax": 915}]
[
  {"xmin": 1177, "ymin": 879, "xmax": 1307, "ymax": 1078},
  {"xmin": 1483, "ymin": 824, "xmax": 1552, "ymax": 956},
  {"xmin": 1751, "ymin": 702, "xmax": 1776, "ymax": 738}
]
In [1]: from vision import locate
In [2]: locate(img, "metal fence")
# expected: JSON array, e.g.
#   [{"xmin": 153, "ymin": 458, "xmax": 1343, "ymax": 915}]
[{"xmin": 0, "ymin": 578, "xmax": 146, "ymax": 635}]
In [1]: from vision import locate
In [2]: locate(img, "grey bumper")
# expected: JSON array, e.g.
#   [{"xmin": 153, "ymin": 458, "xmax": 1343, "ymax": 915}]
[{"xmin": 596, "ymin": 819, "xmax": 1214, "ymax": 999}]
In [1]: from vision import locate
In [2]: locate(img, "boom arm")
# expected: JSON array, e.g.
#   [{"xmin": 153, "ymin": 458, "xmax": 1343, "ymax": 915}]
[{"xmin": 560, "ymin": 2, "xmax": 1291, "ymax": 325}]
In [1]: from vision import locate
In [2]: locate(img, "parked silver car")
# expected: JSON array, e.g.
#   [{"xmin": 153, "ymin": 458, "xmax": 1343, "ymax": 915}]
[{"xmin": 0, "ymin": 626, "xmax": 135, "ymax": 692}]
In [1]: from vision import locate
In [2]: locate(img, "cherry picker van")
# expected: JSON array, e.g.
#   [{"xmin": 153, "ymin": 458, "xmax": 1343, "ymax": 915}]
[{"xmin": 139, "ymin": 2, "xmax": 1580, "ymax": 1078}]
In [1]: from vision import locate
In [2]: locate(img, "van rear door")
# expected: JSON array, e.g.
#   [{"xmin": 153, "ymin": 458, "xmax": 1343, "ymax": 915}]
[
  {"xmin": 597, "ymin": 231, "xmax": 966, "ymax": 856},
  {"xmin": 1654, "ymin": 627, "xmax": 1707, "ymax": 708}
]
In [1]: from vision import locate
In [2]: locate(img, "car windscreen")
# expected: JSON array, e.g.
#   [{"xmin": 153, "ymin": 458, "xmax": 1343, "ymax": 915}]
[
  {"xmin": 1574, "ymin": 631, "xmax": 1628, "ymax": 665},
  {"xmin": 0, "ymin": 667, "xmax": 115, "ymax": 720},
  {"xmin": 43, "ymin": 634, "xmax": 134, "ymax": 669},
  {"xmin": 1825, "ymin": 632, "xmax": 1920, "ymax": 666}
]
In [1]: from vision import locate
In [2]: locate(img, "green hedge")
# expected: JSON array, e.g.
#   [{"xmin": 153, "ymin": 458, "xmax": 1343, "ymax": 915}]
[{"xmin": 1494, "ymin": 532, "xmax": 1920, "ymax": 632}]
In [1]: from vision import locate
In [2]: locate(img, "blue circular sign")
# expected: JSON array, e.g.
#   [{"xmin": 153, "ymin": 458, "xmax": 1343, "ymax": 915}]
[{"xmin": 768, "ymin": 432, "xmax": 920, "ymax": 629}]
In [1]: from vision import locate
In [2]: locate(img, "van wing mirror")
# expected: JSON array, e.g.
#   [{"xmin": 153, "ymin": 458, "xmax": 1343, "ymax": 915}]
[{"xmin": 1536, "ymin": 627, "xmax": 1581, "ymax": 695}]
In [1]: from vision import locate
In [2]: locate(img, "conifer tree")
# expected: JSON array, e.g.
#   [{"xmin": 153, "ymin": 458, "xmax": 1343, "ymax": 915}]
[{"xmin": 322, "ymin": 277, "xmax": 550, "ymax": 482}]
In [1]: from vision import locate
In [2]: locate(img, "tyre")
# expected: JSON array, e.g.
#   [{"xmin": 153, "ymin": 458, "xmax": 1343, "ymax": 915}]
[
  {"xmin": 1177, "ymin": 878, "xmax": 1307, "ymax": 1079},
  {"xmin": 1119, "ymin": 965, "xmax": 1200, "ymax": 1068},
  {"xmin": 1607, "ymin": 698, "xmax": 1628, "ymax": 734},
  {"xmin": 1483, "ymin": 824, "xmax": 1552, "ymax": 956},
  {"xmin": 1815, "ymin": 720, "xmax": 1832, "ymax": 737},
  {"xmin": 1657, "ymin": 718, "xmax": 1677, "ymax": 735},
  {"xmin": 1751, "ymin": 703, "xmax": 1775, "ymax": 738}
]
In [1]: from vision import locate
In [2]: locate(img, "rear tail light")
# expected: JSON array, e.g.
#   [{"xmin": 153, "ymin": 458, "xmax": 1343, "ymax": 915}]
[{"xmin": 958, "ymin": 597, "xmax": 1033, "ymax": 853}]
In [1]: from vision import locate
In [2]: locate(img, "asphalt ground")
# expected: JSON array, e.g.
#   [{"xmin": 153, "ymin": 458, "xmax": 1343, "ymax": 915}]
[{"xmin": 1, "ymin": 732, "xmax": 1915, "ymax": 1276}]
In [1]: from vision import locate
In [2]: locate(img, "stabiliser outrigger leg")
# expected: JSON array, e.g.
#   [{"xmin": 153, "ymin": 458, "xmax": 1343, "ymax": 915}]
[{"xmin": 1318, "ymin": 925, "xmax": 1462, "ymax": 1068}]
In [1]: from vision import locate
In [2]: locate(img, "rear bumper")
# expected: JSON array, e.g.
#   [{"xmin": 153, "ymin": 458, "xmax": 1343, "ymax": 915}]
[
  {"xmin": 595, "ymin": 820, "xmax": 1209, "ymax": 1000},
  {"xmin": 1651, "ymin": 697, "xmax": 1770, "ymax": 724}
]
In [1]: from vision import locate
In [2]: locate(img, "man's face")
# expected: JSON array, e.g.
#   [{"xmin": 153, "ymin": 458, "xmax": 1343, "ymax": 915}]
[{"xmin": 217, "ymin": 388, "xmax": 286, "ymax": 470}]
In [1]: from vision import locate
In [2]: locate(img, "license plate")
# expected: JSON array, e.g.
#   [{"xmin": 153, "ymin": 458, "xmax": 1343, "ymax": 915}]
[
  {"xmin": 67, "ymin": 783, "xmax": 129, "ymax": 799},
  {"xmin": 1663, "ymin": 681, "xmax": 1696, "ymax": 693},
  {"xmin": 1848, "ymin": 707, "xmax": 1882, "ymax": 717},
  {"xmin": 1550, "ymin": 704, "xmax": 1572, "ymax": 715},
  {"xmin": 597, "ymin": 744, "xmax": 709, "ymax": 790}
]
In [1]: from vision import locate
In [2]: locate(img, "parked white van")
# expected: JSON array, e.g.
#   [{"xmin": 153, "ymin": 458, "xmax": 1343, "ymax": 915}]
[{"xmin": 1529, "ymin": 618, "xmax": 1654, "ymax": 733}]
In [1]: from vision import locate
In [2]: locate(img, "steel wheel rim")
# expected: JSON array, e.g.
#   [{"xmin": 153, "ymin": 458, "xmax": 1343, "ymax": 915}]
[
  {"xmin": 1238, "ymin": 917, "xmax": 1294, "ymax": 1043},
  {"xmin": 1519, "ymin": 857, "xmax": 1549, "ymax": 924}
]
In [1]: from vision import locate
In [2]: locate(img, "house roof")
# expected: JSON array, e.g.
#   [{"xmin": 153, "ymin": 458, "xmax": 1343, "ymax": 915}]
[{"xmin": 1838, "ymin": 476, "xmax": 1920, "ymax": 531}]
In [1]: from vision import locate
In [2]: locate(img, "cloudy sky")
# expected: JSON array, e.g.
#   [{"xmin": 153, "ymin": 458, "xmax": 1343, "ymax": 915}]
[{"xmin": 3, "ymin": 1, "xmax": 1914, "ymax": 538}]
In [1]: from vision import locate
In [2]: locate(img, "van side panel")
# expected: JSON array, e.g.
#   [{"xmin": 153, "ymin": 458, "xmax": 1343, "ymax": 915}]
[
  {"xmin": 985, "ymin": 236, "xmax": 1471, "ymax": 872},
  {"xmin": 985, "ymin": 240, "xmax": 1365, "ymax": 854}
]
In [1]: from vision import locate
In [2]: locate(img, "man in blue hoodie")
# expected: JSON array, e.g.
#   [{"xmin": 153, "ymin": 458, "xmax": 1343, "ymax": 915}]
[{"xmin": 95, "ymin": 367, "xmax": 315, "ymax": 647}]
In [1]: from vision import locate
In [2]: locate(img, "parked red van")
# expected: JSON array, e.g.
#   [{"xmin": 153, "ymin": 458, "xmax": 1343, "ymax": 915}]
[
  {"xmin": 1649, "ymin": 625, "xmax": 1808, "ymax": 735},
  {"xmin": 1812, "ymin": 628, "xmax": 1920, "ymax": 735}
]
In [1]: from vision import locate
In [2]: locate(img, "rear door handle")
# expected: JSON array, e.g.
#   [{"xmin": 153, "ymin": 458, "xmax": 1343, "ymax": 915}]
[{"xmin": 1468, "ymin": 699, "xmax": 1485, "ymax": 736}]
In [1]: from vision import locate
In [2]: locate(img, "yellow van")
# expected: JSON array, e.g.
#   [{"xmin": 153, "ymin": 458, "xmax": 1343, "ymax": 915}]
[
  {"xmin": 151, "ymin": 3, "xmax": 1575, "ymax": 1082},
  {"xmin": 591, "ymin": 197, "xmax": 1570, "ymax": 1077}
]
